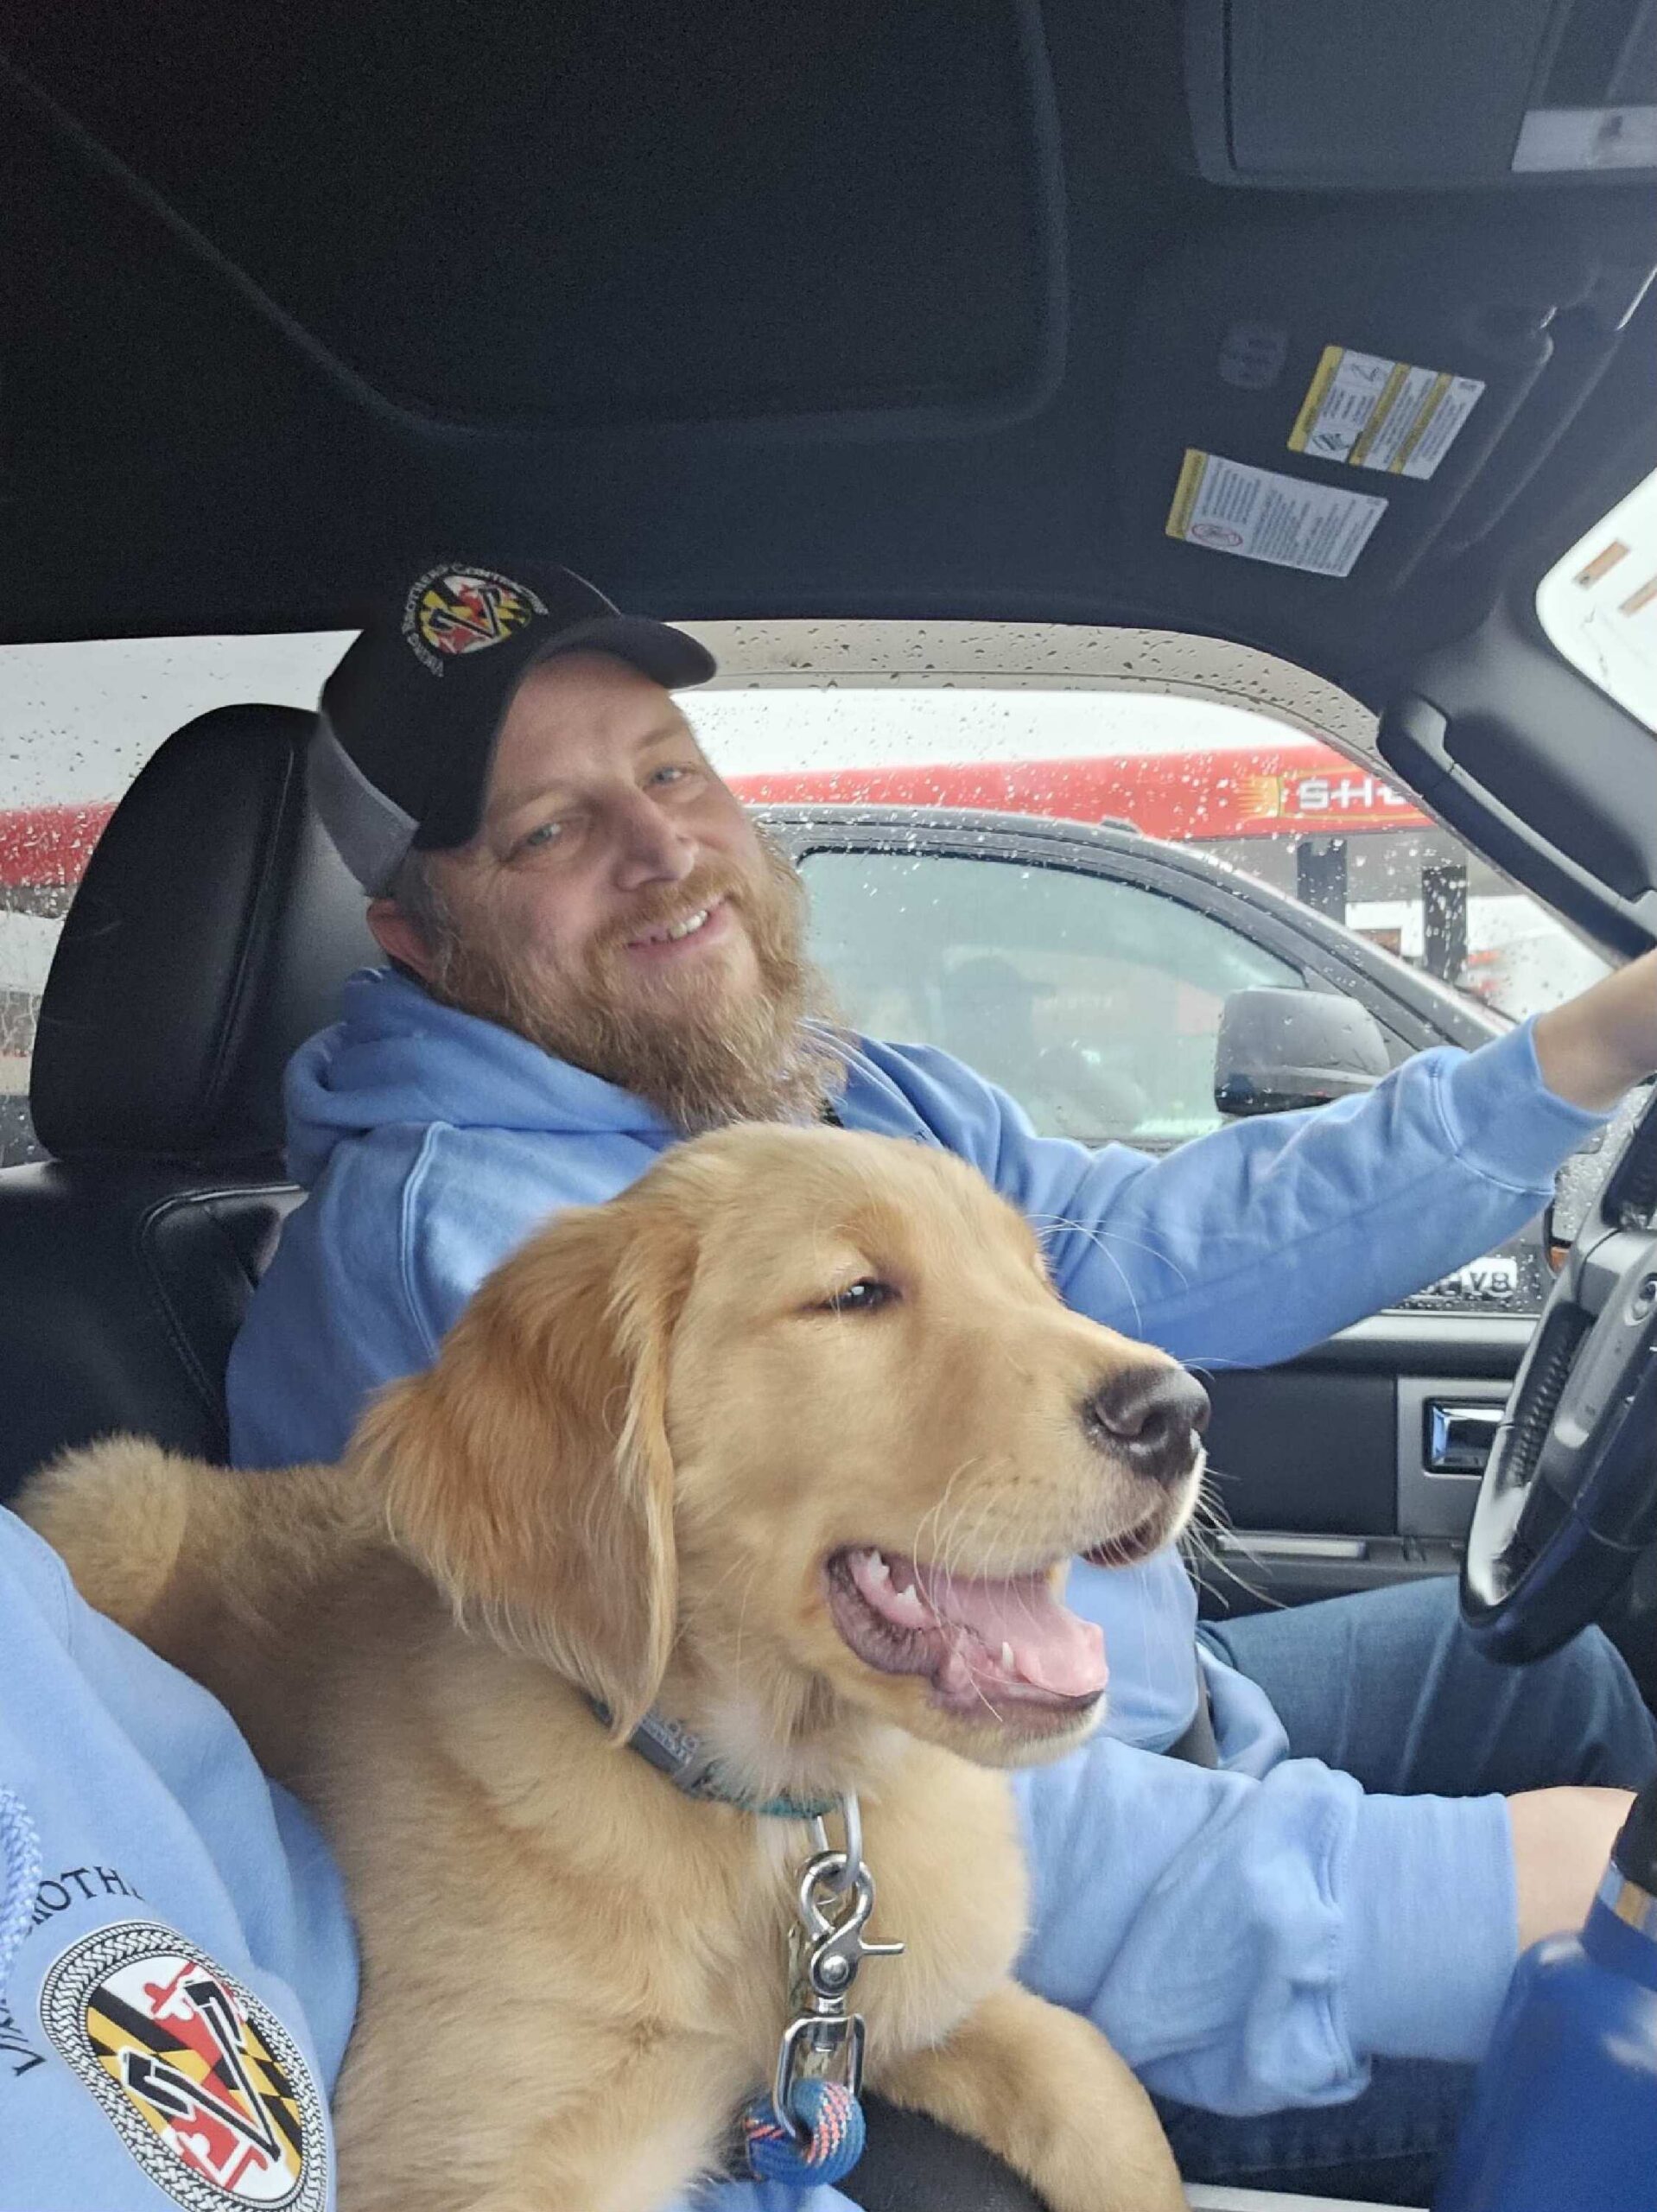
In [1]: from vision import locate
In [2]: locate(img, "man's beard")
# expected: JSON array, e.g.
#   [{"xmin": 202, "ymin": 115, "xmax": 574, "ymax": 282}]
[{"xmin": 422, "ymin": 832, "xmax": 847, "ymax": 1133}]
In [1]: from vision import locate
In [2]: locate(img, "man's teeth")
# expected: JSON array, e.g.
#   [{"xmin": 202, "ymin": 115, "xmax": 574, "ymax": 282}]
[{"xmin": 638, "ymin": 906, "xmax": 710, "ymax": 945}]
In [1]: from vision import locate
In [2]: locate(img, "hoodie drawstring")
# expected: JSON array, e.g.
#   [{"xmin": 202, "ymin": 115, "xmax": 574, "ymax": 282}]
[{"xmin": 0, "ymin": 1786, "xmax": 42, "ymax": 2005}]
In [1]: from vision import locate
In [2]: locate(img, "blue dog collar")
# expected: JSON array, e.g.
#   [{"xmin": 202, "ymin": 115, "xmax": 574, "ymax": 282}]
[{"xmin": 595, "ymin": 1703, "xmax": 836, "ymax": 1821}]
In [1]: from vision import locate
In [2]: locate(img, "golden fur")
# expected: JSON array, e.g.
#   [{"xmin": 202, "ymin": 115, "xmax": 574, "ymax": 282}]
[{"xmin": 22, "ymin": 1124, "xmax": 1199, "ymax": 2211}]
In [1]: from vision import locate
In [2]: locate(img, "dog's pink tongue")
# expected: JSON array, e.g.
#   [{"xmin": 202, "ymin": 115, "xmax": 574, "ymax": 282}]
[{"xmin": 927, "ymin": 1570, "xmax": 1107, "ymax": 1696}]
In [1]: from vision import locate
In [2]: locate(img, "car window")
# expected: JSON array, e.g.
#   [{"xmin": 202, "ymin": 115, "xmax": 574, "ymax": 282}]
[
  {"xmin": 692, "ymin": 681, "xmax": 1610, "ymax": 1031},
  {"xmin": 801, "ymin": 849, "xmax": 1303, "ymax": 1146}
]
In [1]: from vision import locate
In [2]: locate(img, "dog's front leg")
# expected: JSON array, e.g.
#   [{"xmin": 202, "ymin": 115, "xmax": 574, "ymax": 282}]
[{"xmin": 873, "ymin": 1980, "xmax": 1183, "ymax": 2212}]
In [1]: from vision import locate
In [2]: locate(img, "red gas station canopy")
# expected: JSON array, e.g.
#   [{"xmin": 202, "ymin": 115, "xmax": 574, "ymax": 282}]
[
  {"xmin": 728, "ymin": 741, "xmax": 1429, "ymax": 842},
  {"xmin": 0, "ymin": 740, "xmax": 1428, "ymax": 893}
]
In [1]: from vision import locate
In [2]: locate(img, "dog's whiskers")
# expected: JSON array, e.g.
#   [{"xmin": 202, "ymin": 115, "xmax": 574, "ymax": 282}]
[
  {"xmin": 1025, "ymin": 1212, "xmax": 1194, "ymax": 1298},
  {"xmin": 1026, "ymin": 1216, "xmax": 1146, "ymax": 1334},
  {"xmin": 1177, "ymin": 1467, "xmax": 1288, "ymax": 1615},
  {"xmin": 911, "ymin": 1456, "xmax": 982, "ymax": 1592}
]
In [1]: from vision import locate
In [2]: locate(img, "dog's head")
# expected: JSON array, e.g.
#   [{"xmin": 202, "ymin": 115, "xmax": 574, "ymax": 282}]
[{"xmin": 350, "ymin": 1126, "xmax": 1206, "ymax": 1785}]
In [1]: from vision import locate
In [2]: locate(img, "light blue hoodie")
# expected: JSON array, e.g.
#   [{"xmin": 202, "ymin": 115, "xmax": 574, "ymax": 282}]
[
  {"xmin": 220, "ymin": 969, "xmax": 1601, "ymax": 2145},
  {"xmin": 0, "ymin": 1492, "xmax": 848, "ymax": 2212},
  {"xmin": 0, "ymin": 1509, "xmax": 353, "ymax": 2212}
]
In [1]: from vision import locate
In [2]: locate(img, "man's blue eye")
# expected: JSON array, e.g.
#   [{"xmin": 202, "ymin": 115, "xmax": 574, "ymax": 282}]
[{"xmin": 521, "ymin": 821, "xmax": 564, "ymax": 851}]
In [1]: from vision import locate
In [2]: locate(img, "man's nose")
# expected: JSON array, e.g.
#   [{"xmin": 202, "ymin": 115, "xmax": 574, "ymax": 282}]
[
  {"xmin": 612, "ymin": 796, "xmax": 696, "ymax": 890},
  {"xmin": 1082, "ymin": 1364, "xmax": 1209, "ymax": 1486}
]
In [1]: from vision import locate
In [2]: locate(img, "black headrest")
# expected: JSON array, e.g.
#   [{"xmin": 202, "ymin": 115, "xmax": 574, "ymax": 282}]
[{"xmin": 30, "ymin": 705, "xmax": 379, "ymax": 1164}]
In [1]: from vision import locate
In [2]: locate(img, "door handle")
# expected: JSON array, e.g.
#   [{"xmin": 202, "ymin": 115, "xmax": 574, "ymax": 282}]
[{"xmin": 1425, "ymin": 1402, "xmax": 1504, "ymax": 1475}]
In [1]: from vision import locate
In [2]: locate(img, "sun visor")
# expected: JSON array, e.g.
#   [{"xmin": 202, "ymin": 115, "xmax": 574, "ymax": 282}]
[
  {"xmin": 1103, "ymin": 208, "xmax": 1657, "ymax": 620},
  {"xmin": 10, "ymin": 0, "xmax": 1066, "ymax": 436},
  {"xmin": 1185, "ymin": 0, "xmax": 1657, "ymax": 189}
]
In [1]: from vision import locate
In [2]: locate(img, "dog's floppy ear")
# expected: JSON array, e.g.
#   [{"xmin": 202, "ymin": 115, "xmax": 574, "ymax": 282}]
[{"xmin": 349, "ymin": 1192, "xmax": 695, "ymax": 1737}]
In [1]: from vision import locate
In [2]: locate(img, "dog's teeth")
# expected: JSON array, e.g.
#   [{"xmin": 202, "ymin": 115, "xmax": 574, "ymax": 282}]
[
  {"xmin": 867, "ymin": 1552, "xmax": 891, "ymax": 1583},
  {"xmin": 887, "ymin": 1585, "xmax": 927, "ymax": 1625},
  {"xmin": 1000, "ymin": 1641, "xmax": 1016, "ymax": 1672}
]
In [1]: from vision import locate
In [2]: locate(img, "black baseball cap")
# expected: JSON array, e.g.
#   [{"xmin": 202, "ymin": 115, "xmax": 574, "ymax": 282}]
[{"xmin": 309, "ymin": 560, "xmax": 717, "ymax": 893}]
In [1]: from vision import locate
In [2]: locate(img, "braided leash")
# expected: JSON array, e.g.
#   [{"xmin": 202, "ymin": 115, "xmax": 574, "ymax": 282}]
[
  {"xmin": 741, "ymin": 1799, "xmax": 902, "ymax": 2192},
  {"xmin": 743, "ymin": 2076, "xmax": 867, "ymax": 2187},
  {"xmin": 600, "ymin": 1717, "xmax": 894, "ymax": 2196}
]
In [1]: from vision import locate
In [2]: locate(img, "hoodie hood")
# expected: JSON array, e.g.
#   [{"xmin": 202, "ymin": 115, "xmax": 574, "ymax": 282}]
[{"xmin": 284, "ymin": 966, "xmax": 676, "ymax": 1186}]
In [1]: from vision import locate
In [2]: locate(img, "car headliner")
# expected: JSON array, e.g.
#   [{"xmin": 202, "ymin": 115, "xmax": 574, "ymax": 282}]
[{"xmin": 2, "ymin": 3, "xmax": 1654, "ymax": 940}]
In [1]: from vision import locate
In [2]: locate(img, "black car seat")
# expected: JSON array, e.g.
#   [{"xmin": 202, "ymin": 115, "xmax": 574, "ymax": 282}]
[
  {"xmin": 0, "ymin": 705, "xmax": 1046, "ymax": 2209},
  {"xmin": 0, "ymin": 703, "xmax": 376, "ymax": 1502}
]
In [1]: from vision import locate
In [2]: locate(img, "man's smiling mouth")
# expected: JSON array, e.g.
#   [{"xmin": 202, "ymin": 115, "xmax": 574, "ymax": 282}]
[{"xmin": 625, "ymin": 896, "xmax": 728, "ymax": 953}]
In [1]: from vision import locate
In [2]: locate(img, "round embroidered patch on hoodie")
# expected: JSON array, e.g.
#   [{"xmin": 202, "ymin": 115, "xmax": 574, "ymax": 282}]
[{"xmin": 39, "ymin": 1918, "xmax": 328, "ymax": 2211}]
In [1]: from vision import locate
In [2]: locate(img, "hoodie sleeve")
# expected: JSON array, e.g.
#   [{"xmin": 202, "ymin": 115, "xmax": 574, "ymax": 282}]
[
  {"xmin": 0, "ymin": 1510, "xmax": 356, "ymax": 2210},
  {"xmin": 868, "ymin": 1019, "xmax": 1603, "ymax": 1368},
  {"xmin": 1014, "ymin": 1737, "xmax": 1517, "ymax": 2113}
]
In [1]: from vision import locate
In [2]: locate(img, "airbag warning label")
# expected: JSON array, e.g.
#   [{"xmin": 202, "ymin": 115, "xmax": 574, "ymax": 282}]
[
  {"xmin": 1290, "ymin": 346, "xmax": 1485, "ymax": 480},
  {"xmin": 1165, "ymin": 450, "xmax": 1387, "ymax": 578}
]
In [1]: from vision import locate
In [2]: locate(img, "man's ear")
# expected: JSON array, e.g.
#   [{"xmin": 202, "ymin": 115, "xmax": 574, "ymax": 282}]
[
  {"xmin": 348, "ymin": 1193, "xmax": 693, "ymax": 1737},
  {"xmin": 366, "ymin": 897, "xmax": 436, "ymax": 982}
]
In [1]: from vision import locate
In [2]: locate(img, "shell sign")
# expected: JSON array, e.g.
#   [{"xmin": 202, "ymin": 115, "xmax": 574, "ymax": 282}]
[{"xmin": 730, "ymin": 739, "xmax": 1431, "ymax": 842}]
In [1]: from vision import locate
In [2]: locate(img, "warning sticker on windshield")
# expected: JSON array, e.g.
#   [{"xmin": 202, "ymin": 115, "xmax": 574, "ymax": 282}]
[
  {"xmin": 1165, "ymin": 450, "xmax": 1387, "ymax": 578},
  {"xmin": 1290, "ymin": 346, "xmax": 1485, "ymax": 480}
]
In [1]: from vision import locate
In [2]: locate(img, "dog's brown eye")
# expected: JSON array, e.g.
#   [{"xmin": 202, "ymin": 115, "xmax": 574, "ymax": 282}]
[{"xmin": 819, "ymin": 1278, "xmax": 898, "ymax": 1314}]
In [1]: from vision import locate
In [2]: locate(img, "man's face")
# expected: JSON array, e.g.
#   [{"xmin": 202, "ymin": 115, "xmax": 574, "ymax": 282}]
[{"xmin": 369, "ymin": 652, "xmax": 839, "ymax": 1128}]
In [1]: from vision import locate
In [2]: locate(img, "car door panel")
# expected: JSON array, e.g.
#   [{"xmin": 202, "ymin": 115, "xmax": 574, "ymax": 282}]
[{"xmin": 1197, "ymin": 1315, "xmax": 1533, "ymax": 1618}]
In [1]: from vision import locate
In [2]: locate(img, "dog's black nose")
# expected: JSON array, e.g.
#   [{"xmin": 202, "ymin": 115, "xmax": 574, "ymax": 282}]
[{"xmin": 1082, "ymin": 1367, "xmax": 1209, "ymax": 1485}]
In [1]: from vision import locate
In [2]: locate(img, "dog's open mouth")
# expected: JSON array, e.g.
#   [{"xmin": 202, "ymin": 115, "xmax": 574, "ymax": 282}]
[{"xmin": 825, "ymin": 1547, "xmax": 1107, "ymax": 1727}]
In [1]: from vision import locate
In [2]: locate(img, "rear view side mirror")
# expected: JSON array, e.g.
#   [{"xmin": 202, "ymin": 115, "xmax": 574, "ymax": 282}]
[{"xmin": 1215, "ymin": 988, "xmax": 1392, "ymax": 1116}]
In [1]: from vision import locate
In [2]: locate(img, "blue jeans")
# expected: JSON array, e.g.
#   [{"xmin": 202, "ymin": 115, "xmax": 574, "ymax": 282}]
[{"xmin": 1152, "ymin": 1576, "xmax": 1657, "ymax": 2205}]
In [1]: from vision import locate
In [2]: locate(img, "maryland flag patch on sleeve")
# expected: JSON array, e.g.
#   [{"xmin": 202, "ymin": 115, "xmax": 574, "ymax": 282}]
[{"xmin": 40, "ymin": 1919, "xmax": 329, "ymax": 2212}]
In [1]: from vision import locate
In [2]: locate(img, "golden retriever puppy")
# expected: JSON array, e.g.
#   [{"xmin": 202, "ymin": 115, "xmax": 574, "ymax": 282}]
[{"xmin": 21, "ymin": 1123, "xmax": 1208, "ymax": 2212}]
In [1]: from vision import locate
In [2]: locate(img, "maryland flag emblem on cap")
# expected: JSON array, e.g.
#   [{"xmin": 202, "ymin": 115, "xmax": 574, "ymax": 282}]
[{"xmin": 403, "ymin": 565, "xmax": 544, "ymax": 672}]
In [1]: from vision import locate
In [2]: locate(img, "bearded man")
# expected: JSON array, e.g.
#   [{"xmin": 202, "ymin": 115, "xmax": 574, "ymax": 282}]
[{"xmin": 227, "ymin": 560, "xmax": 1657, "ymax": 2209}]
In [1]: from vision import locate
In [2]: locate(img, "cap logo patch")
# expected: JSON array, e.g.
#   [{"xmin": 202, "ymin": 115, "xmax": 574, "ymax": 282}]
[
  {"xmin": 403, "ymin": 565, "xmax": 545, "ymax": 674},
  {"xmin": 40, "ymin": 1919, "xmax": 328, "ymax": 2211}
]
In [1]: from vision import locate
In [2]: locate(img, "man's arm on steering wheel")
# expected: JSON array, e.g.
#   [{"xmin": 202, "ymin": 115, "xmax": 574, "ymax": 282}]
[{"xmin": 856, "ymin": 1014, "xmax": 1607, "ymax": 1372}]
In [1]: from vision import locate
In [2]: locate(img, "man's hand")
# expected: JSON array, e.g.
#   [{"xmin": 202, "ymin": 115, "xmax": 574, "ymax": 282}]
[
  {"xmin": 1507, "ymin": 1786, "xmax": 1633, "ymax": 1948},
  {"xmin": 1533, "ymin": 949, "xmax": 1657, "ymax": 1113}
]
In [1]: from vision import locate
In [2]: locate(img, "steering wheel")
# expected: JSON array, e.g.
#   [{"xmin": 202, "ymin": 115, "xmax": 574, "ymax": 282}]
[{"xmin": 1461, "ymin": 1082, "xmax": 1657, "ymax": 1662}]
